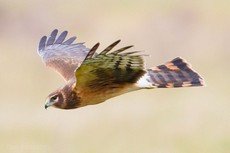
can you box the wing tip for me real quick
[54,30,68,44]
[38,36,47,52]
[52,29,58,34]
[38,29,78,52]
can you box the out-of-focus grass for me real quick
[0,0,229,153]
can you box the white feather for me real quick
[136,73,155,88]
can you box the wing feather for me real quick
[47,29,58,45]
[112,45,133,54]
[37,29,89,81]
[85,43,100,59]
[63,36,77,45]
[55,31,68,44]
[38,36,47,51]
[100,40,121,55]
[75,41,145,90]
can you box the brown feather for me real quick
[100,40,121,55]
[147,57,205,88]
[85,43,100,59]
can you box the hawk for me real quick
[37,29,205,109]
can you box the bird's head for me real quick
[45,91,64,109]
[44,83,80,109]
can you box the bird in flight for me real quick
[38,29,205,110]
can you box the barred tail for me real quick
[137,57,205,88]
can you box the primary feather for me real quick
[37,29,89,81]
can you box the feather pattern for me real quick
[85,43,100,60]
[75,41,145,92]
[100,40,121,54]
[37,29,89,81]
[112,45,133,54]
[143,57,205,88]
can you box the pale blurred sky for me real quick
[0,0,229,153]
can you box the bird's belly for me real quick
[81,84,138,106]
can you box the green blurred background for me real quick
[0,0,229,153]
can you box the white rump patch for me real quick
[136,73,154,88]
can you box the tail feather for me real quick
[138,57,205,88]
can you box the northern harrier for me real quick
[37,29,205,109]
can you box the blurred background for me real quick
[0,0,229,153]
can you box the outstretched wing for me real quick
[75,40,146,91]
[37,29,89,81]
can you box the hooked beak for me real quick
[44,103,49,109]
[44,100,55,109]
